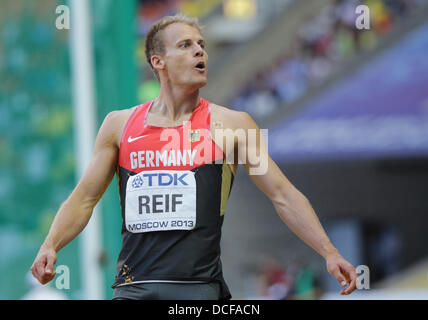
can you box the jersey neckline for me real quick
[143,98,204,129]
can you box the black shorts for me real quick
[112,282,221,300]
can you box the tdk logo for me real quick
[132,173,188,188]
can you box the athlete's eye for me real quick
[180,42,189,49]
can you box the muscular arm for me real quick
[229,111,357,295]
[31,111,121,284]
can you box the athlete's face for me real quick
[157,23,208,88]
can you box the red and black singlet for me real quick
[112,97,234,299]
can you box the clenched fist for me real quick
[31,245,58,285]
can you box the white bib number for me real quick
[125,170,196,233]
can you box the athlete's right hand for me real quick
[31,245,57,285]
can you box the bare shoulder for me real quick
[99,106,138,147]
[210,103,257,130]
[103,106,137,125]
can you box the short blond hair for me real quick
[145,14,203,81]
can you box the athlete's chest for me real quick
[123,130,219,171]
[119,103,226,172]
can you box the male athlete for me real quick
[31,14,357,300]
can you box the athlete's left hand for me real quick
[325,253,357,295]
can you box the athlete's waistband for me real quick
[113,279,208,288]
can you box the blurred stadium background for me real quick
[1,0,428,300]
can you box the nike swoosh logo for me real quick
[128,135,149,143]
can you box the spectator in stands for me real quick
[230,0,422,120]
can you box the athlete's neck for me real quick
[152,83,200,121]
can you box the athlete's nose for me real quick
[194,44,204,57]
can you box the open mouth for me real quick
[194,62,206,72]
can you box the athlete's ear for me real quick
[151,55,165,72]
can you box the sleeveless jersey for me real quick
[112,97,234,299]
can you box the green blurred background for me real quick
[0,0,141,299]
